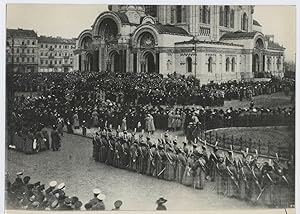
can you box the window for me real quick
[175,6,184,23]
[59,52,61,56]
[70,60,73,64]
[32,49,34,53]
[186,57,192,73]
[32,57,34,62]
[226,57,230,72]
[224,6,230,27]
[55,45,57,48]
[171,6,175,23]
[46,44,48,48]
[219,7,224,26]
[22,57,25,62]
[59,60,62,64]
[41,52,43,56]
[59,45,62,49]
[27,40,30,45]
[22,41,25,45]
[41,44,44,48]
[201,6,210,24]
[55,60,57,64]
[16,48,19,53]
[65,45,67,49]
[241,13,248,31]
[27,49,30,53]
[231,58,235,72]
[16,57,19,63]
[41,59,43,64]
[230,9,235,28]
[32,41,35,45]
[208,57,213,72]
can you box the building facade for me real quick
[6,28,76,73]
[74,5,285,83]
[38,36,76,72]
[7,29,39,73]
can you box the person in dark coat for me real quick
[51,125,61,151]
[156,197,167,210]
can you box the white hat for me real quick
[97,193,106,201]
[57,183,65,190]
[93,188,101,195]
[16,171,23,176]
[49,181,57,188]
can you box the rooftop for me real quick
[7,28,37,38]
[220,31,258,40]
[253,19,262,27]
[151,24,190,36]
[175,39,244,47]
[38,36,76,44]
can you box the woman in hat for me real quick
[182,154,194,187]
[145,113,155,134]
[175,148,187,184]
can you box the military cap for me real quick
[84,203,93,210]
[71,196,79,204]
[49,181,57,188]
[16,171,24,176]
[97,193,106,201]
[93,188,101,195]
[57,182,65,190]
[64,197,72,204]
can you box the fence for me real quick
[198,129,292,160]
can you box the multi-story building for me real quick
[38,36,76,72]
[6,28,39,73]
[6,28,76,73]
[75,5,285,83]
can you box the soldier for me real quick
[129,139,138,172]
[155,144,165,179]
[225,151,239,198]
[93,132,101,162]
[164,147,176,181]
[192,152,206,190]
[146,144,156,176]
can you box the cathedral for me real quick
[74,5,285,84]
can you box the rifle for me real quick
[227,166,239,189]
[157,167,166,177]
[251,169,262,191]
[241,167,250,189]
[164,150,174,166]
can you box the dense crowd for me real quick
[92,129,294,208]
[10,71,294,107]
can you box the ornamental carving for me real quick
[140,32,155,48]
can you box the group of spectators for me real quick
[10,71,294,107]
[92,128,295,208]
[6,172,129,210]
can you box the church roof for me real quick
[253,19,262,27]
[152,24,190,36]
[7,28,37,38]
[38,36,76,44]
[220,31,258,40]
[113,11,130,24]
[175,39,243,47]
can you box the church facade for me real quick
[74,5,285,84]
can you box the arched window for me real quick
[242,13,248,31]
[231,58,235,72]
[208,57,213,72]
[202,6,210,24]
[219,7,224,26]
[224,6,230,27]
[171,6,175,23]
[186,57,192,73]
[226,57,230,72]
[207,7,211,24]
[176,6,182,23]
[230,9,235,28]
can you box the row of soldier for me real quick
[92,129,294,208]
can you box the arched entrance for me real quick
[144,52,155,73]
[110,51,121,73]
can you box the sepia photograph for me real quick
[4,3,296,212]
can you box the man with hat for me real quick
[92,193,105,210]
[86,188,101,209]
[156,197,167,210]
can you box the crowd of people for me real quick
[91,129,294,208]
[10,71,294,107]
[6,171,168,210]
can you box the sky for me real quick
[6,4,296,62]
